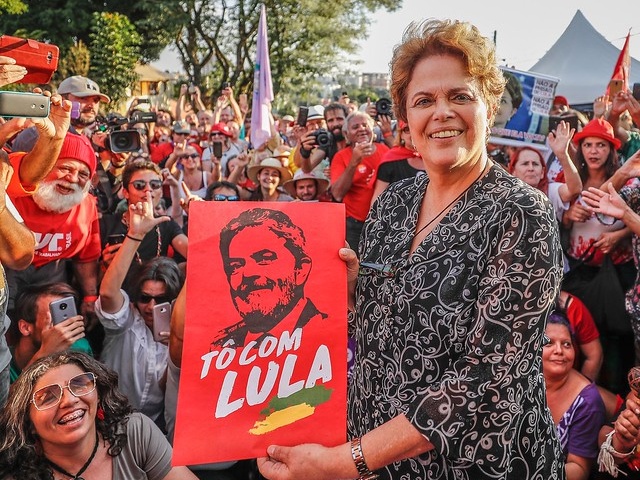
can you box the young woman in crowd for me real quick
[0,351,197,479]
[247,157,293,202]
[543,312,606,479]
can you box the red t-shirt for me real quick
[565,293,600,345]
[331,143,389,222]
[8,152,101,268]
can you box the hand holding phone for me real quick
[212,141,223,158]
[609,79,624,97]
[107,233,125,246]
[49,296,78,325]
[153,302,172,343]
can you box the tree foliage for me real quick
[89,12,141,108]
[0,0,27,15]
[54,40,90,84]
[166,0,400,103]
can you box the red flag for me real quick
[607,31,631,96]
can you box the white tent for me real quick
[530,10,640,107]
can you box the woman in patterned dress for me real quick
[258,19,564,480]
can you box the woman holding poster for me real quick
[258,18,564,480]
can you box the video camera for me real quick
[97,110,157,153]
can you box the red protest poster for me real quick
[173,201,348,465]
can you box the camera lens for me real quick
[375,98,392,117]
[109,130,142,153]
[60,303,67,310]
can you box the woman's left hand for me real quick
[128,191,170,238]
[257,444,337,480]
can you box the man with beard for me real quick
[10,75,110,152]
[213,208,326,347]
[6,133,100,320]
[298,102,349,175]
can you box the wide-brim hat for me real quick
[572,118,621,150]
[58,75,110,103]
[282,170,329,198]
[247,157,293,183]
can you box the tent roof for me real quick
[530,10,640,106]
[135,63,173,82]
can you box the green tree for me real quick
[0,0,27,15]
[168,0,400,103]
[89,12,140,108]
[54,40,90,84]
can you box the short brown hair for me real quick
[390,19,505,124]
[121,159,161,189]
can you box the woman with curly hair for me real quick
[0,351,196,480]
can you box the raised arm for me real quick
[548,120,582,202]
[99,191,170,313]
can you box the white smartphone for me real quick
[49,296,78,325]
[152,302,172,342]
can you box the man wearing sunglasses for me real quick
[99,159,188,272]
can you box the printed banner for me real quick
[173,201,348,465]
[490,67,560,148]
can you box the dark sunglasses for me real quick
[178,153,199,160]
[138,293,172,304]
[131,179,163,191]
[213,194,239,201]
[174,132,189,136]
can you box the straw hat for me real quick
[282,170,329,198]
[247,157,293,183]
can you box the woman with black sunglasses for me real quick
[0,351,198,480]
[95,191,184,425]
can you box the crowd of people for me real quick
[1,16,640,480]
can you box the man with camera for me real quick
[298,103,349,176]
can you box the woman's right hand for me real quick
[101,243,121,270]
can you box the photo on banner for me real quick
[173,201,348,466]
[490,67,559,149]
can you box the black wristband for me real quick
[299,146,312,159]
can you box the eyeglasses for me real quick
[131,179,163,191]
[210,132,224,137]
[138,293,172,304]
[174,132,189,136]
[31,372,97,411]
[178,153,199,160]
[213,194,239,201]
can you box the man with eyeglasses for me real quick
[99,160,188,273]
